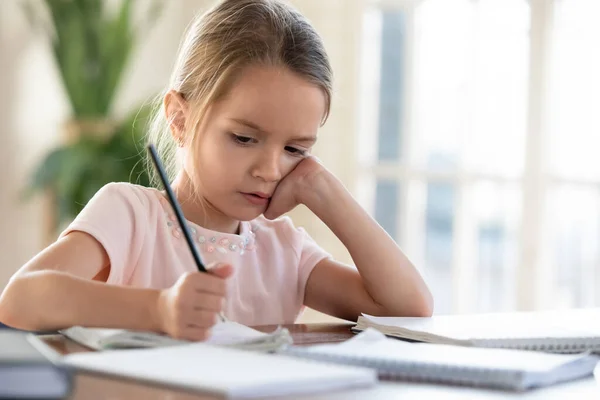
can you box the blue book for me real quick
[0,331,72,399]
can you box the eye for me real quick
[231,134,256,145]
[285,146,307,156]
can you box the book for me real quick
[353,309,600,353]
[285,328,600,391]
[1,330,72,399]
[60,320,292,352]
[61,339,377,399]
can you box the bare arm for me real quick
[0,232,161,332]
[304,172,434,321]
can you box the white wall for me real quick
[0,0,362,322]
[0,0,63,289]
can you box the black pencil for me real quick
[147,144,207,273]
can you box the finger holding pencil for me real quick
[148,144,229,340]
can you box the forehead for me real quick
[212,65,327,138]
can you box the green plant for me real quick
[22,0,163,232]
[26,105,153,227]
[23,0,163,118]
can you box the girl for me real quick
[0,0,432,340]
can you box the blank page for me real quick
[63,342,376,398]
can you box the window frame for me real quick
[359,0,581,313]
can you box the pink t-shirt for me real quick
[60,182,331,325]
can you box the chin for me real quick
[224,206,265,222]
[206,195,264,222]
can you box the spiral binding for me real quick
[475,337,600,353]
[283,347,526,391]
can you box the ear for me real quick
[164,90,189,146]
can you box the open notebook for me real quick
[353,308,600,353]
[62,340,377,399]
[285,328,600,391]
[60,320,292,352]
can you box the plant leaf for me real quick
[23,146,69,199]
[100,0,133,113]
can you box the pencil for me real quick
[147,144,207,272]
[147,144,227,322]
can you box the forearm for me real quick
[306,173,433,316]
[0,270,161,332]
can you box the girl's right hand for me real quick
[156,263,233,341]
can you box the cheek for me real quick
[194,138,249,185]
[280,156,303,177]
[193,132,231,169]
[186,136,224,186]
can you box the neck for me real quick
[170,171,240,234]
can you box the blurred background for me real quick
[0,0,599,322]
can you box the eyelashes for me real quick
[230,133,307,156]
[284,145,306,156]
[231,134,255,145]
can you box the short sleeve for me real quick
[296,226,332,296]
[59,183,148,284]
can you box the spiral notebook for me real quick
[353,308,600,353]
[285,328,600,391]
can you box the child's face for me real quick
[189,65,327,221]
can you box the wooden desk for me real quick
[41,323,600,400]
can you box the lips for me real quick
[241,192,271,206]
[249,192,271,199]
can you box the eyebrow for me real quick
[230,118,317,144]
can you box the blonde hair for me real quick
[146,0,333,187]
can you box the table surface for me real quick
[40,323,600,400]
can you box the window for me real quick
[358,0,600,314]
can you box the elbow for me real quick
[405,290,434,317]
[0,304,24,330]
[413,300,434,317]
[0,276,42,331]
[403,302,433,318]
[376,290,434,318]
[0,295,23,330]
[415,288,434,317]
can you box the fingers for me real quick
[172,326,212,342]
[263,199,285,220]
[187,309,220,328]
[168,306,221,341]
[173,308,220,329]
[162,266,234,341]
[189,292,225,312]
[208,263,235,279]
[179,269,230,296]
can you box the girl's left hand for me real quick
[263,155,326,220]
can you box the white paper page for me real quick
[205,321,269,345]
[60,327,129,349]
[62,321,276,350]
[306,329,590,372]
[362,308,600,341]
[63,342,377,398]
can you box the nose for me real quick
[251,150,282,182]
